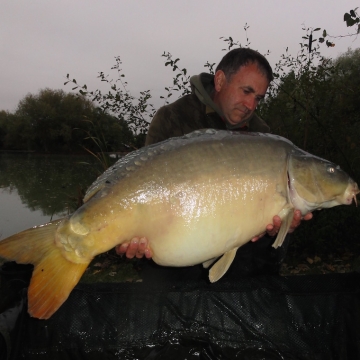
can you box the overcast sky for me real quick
[1,1,359,114]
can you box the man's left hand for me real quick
[251,210,313,242]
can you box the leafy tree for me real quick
[0,88,135,153]
[318,8,359,47]
[1,111,34,151]
[323,48,360,176]
[14,89,95,152]
[0,111,9,148]
[65,57,155,136]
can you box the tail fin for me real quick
[0,220,90,319]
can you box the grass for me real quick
[80,250,142,284]
[280,245,360,275]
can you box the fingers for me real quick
[251,232,265,242]
[115,237,152,259]
[288,210,313,233]
[115,242,129,255]
[265,216,281,237]
[284,210,313,234]
[264,210,313,237]
[252,216,280,241]
[303,212,313,221]
[137,237,153,259]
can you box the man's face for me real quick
[213,62,269,126]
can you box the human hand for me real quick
[251,210,313,242]
[115,237,153,259]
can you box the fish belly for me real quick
[143,178,288,267]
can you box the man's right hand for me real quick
[115,237,153,259]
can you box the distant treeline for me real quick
[0,89,144,154]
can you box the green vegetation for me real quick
[81,250,141,284]
[0,89,138,153]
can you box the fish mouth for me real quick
[353,183,359,206]
[347,181,359,206]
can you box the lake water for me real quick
[0,153,104,239]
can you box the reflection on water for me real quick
[0,153,103,239]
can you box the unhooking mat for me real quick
[0,263,360,359]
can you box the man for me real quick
[116,48,312,273]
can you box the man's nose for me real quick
[244,96,257,111]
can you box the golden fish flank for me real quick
[0,129,358,319]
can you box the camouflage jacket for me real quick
[145,73,270,146]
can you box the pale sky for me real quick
[1,1,359,114]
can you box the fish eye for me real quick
[327,166,335,174]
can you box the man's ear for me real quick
[214,70,226,92]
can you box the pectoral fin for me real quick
[272,210,293,248]
[208,248,238,283]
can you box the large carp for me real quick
[0,129,358,319]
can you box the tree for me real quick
[65,57,155,136]
[0,88,135,152]
[0,111,9,148]
[318,8,359,47]
[14,89,95,152]
[1,110,34,151]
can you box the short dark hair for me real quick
[215,48,273,83]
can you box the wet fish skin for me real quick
[0,129,358,319]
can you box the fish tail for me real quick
[0,219,89,319]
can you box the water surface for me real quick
[0,153,102,239]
